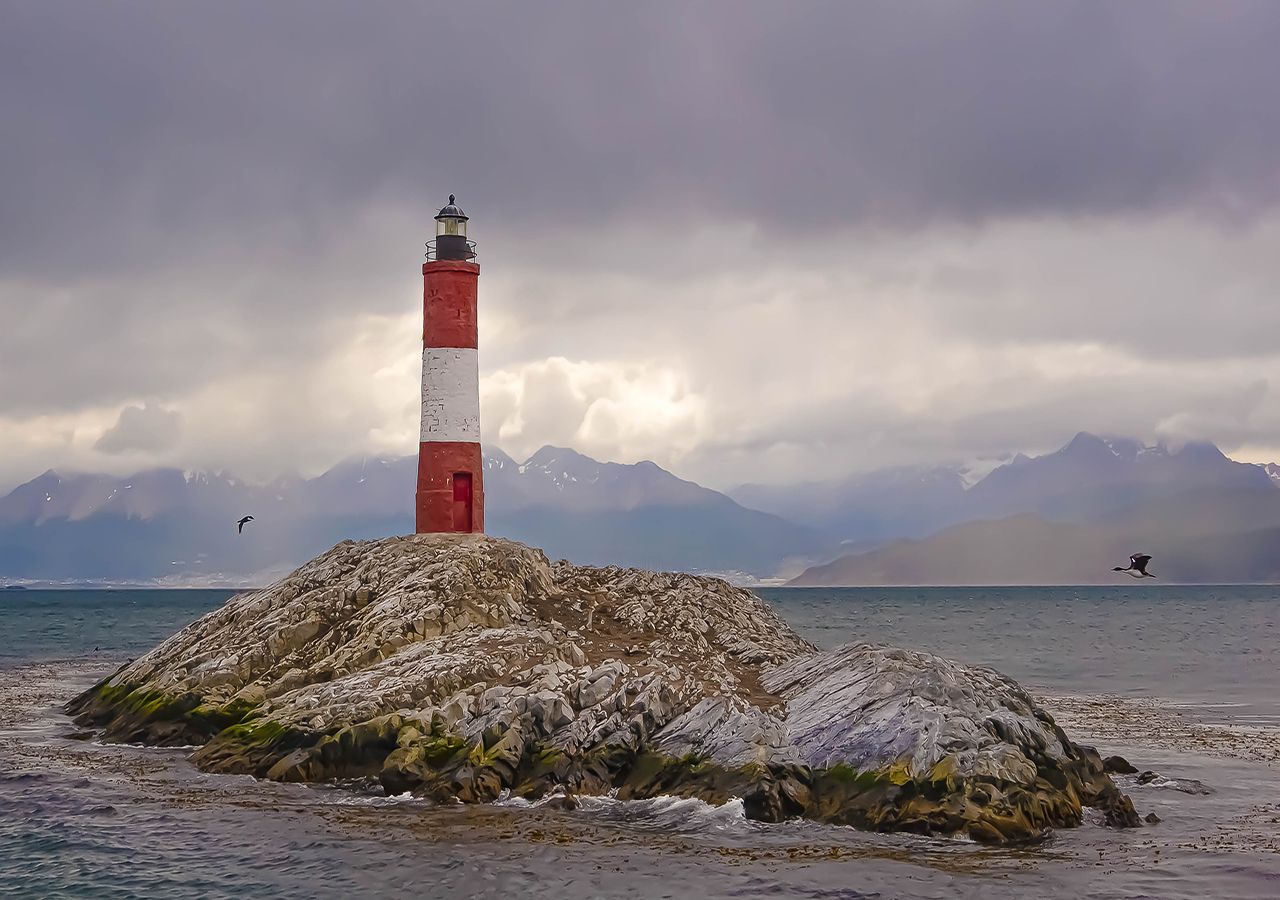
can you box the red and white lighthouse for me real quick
[416,195,484,534]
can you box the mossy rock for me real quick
[801,763,1093,843]
[189,697,263,733]
[66,675,267,748]
[192,718,321,778]
[379,721,471,795]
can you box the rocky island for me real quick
[68,534,1138,843]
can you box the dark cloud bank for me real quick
[2,2,1280,487]
[5,1,1279,270]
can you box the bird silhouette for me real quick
[1113,553,1155,578]
[237,515,254,534]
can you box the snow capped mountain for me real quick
[967,432,1269,519]
[788,433,1280,585]
[955,454,1013,489]
[0,468,202,525]
[4,433,1273,585]
[518,446,595,484]
[501,446,717,511]
[733,432,1277,545]
[483,447,518,474]
[0,447,819,582]
[1264,463,1280,487]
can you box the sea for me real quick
[1,585,1277,899]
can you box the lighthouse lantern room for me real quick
[433,194,474,260]
[416,194,483,533]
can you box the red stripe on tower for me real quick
[416,195,484,534]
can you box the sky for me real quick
[3,1,1280,492]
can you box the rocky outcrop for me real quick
[764,644,1138,836]
[1104,754,1138,775]
[68,534,1138,842]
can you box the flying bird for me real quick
[237,515,254,534]
[1113,553,1155,578]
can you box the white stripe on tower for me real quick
[420,347,480,442]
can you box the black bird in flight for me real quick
[237,515,254,534]
[1113,553,1155,578]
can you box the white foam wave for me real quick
[576,793,749,833]
[492,790,532,808]
[491,788,752,833]
[312,789,430,808]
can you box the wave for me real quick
[574,793,750,833]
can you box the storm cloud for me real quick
[3,2,1280,489]
[94,401,183,454]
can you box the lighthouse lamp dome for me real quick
[432,194,475,260]
[435,194,468,237]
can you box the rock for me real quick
[577,673,615,709]
[1103,754,1138,775]
[764,643,1141,840]
[1093,783,1142,828]
[66,533,1137,845]
[1135,771,1213,794]
[1145,812,1161,824]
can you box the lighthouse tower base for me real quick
[416,442,484,533]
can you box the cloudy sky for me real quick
[3,1,1280,491]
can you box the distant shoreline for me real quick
[1,584,259,592]
[4,581,1279,592]
[771,581,1280,589]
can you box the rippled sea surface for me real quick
[2,585,1278,899]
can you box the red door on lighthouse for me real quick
[452,473,473,532]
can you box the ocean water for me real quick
[2,585,1278,899]
[758,585,1280,724]
[0,589,236,666]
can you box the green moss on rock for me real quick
[67,681,216,746]
[192,717,321,779]
[189,697,262,733]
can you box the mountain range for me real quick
[0,446,819,584]
[2,432,1278,586]
[783,433,1280,585]
[731,433,1277,546]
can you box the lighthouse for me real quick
[416,195,483,534]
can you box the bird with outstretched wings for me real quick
[237,515,254,534]
[1113,553,1154,578]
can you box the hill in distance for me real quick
[734,431,1276,547]
[5,431,1277,587]
[0,446,821,585]
[788,433,1280,586]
